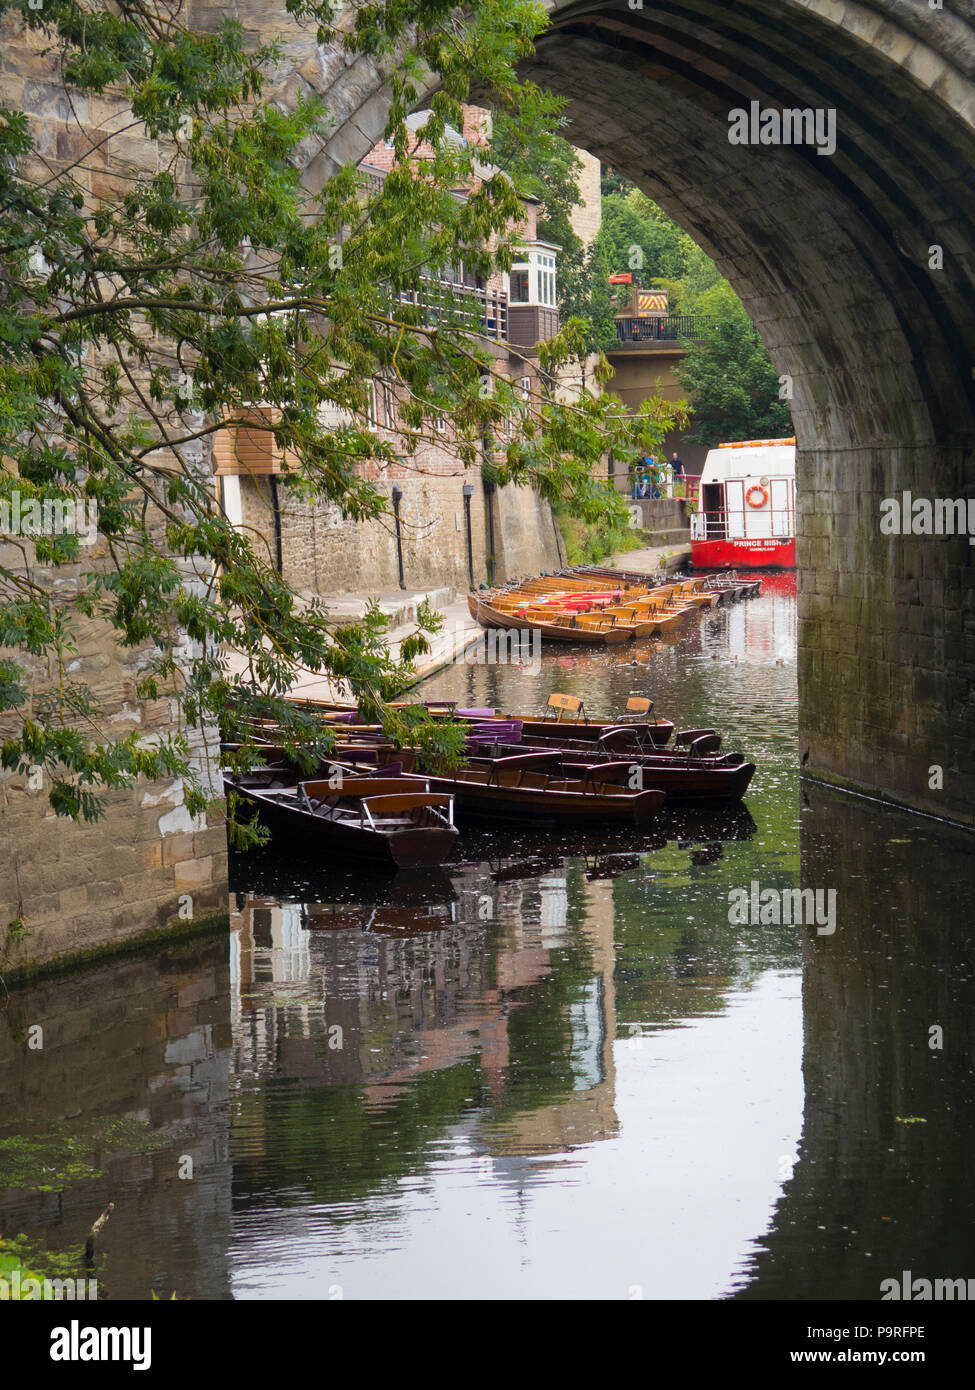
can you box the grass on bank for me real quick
[553,500,655,566]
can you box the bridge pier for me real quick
[800,443,975,825]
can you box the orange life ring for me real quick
[745,485,768,508]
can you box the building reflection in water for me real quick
[225,801,792,1298]
[228,853,623,1161]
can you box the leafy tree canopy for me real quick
[675,281,793,446]
[0,0,683,825]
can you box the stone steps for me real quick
[312,585,457,631]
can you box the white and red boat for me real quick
[690,437,796,569]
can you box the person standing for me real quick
[671,451,684,478]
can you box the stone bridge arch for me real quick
[280,0,975,825]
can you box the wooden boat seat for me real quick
[684,733,722,757]
[596,727,641,751]
[544,693,585,722]
[301,777,411,799]
[579,761,635,788]
[359,793,452,814]
[486,752,563,786]
[626,696,654,716]
[674,728,719,747]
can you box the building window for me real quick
[536,254,556,307]
[220,473,243,528]
[510,250,557,307]
[510,266,530,303]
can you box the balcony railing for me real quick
[615,471,701,502]
[397,277,509,343]
[613,315,711,346]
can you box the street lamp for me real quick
[462,483,475,589]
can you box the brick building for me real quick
[212,107,566,595]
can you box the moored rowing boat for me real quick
[457,741,755,802]
[225,770,459,867]
[476,596,632,643]
[387,752,667,823]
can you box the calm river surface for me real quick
[3,575,974,1300]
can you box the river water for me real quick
[2,576,974,1300]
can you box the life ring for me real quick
[745,485,768,508]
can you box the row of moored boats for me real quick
[225,693,757,869]
[470,566,761,644]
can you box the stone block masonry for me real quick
[798,443,975,826]
[237,469,562,593]
[0,592,229,977]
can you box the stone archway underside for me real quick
[300,0,975,824]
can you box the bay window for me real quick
[509,244,558,308]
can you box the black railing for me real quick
[613,314,711,345]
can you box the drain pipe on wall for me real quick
[481,434,496,586]
[462,482,475,589]
[269,475,284,574]
[483,477,496,587]
[392,483,406,590]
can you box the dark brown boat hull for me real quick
[464,745,755,802]
[226,779,458,868]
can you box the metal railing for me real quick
[613,315,711,345]
[397,277,509,342]
[690,508,795,539]
[619,471,701,501]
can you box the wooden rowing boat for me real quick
[492,693,675,746]
[393,752,666,823]
[458,741,755,802]
[476,597,632,643]
[225,770,459,868]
